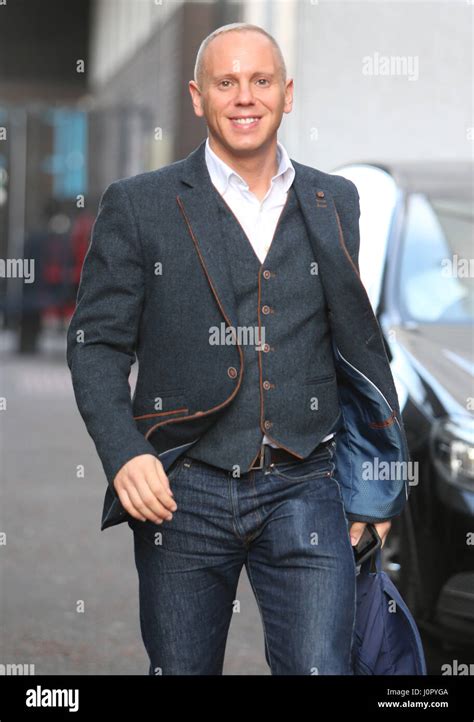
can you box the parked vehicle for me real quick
[332,161,474,650]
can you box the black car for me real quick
[332,161,474,652]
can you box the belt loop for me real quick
[263,444,272,468]
[256,443,265,470]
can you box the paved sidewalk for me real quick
[1,333,466,675]
[0,340,268,675]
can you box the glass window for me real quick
[398,193,474,323]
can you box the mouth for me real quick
[228,116,261,130]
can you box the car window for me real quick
[330,165,398,312]
[398,193,474,323]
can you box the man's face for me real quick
[189,31,293,156]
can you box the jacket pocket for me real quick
[304,372,336,384]
[133,391,188,421]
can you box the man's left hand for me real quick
[349,520,391,548]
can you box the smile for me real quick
[229,117,261,129]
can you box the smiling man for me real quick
[67,22,409,675]
[188,26,291,203]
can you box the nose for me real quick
[234,81,255,105]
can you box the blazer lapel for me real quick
[292,163,376,324]
[291,165,341,262]
[177,140,240,331]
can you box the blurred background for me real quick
[0,0,472,675]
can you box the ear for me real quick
[283,78,294,115]
[188,80,205,118]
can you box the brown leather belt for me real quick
[184,437,335,476]
[249,444,308,471]
[249,435,336,471]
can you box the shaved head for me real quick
[194,22,287,89]
[188,22,293,163]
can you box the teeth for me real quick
[233,117,258,124]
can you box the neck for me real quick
[208,134,279,200]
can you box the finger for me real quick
[146,464,178,513]
[146,481,178,514]
[138,480,177,520]
[374,521,391,548]
[349,522,366,546]
[127,484,172,524]
[119,488,147,522]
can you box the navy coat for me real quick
[353,548,427,675]
[66,139,411,531]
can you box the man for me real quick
[67,23,409,675]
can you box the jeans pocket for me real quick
[165,456,184,483]
[271,447,334,482]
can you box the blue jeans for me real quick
[127,436,357,675]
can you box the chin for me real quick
[227,136,269,153]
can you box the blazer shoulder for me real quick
[292,158,358,201]
[107,157,185,197]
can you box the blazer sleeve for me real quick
[335,179,409,525]
[66,180,158,493]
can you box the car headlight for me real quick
[430,415,474,492]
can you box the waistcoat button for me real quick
[227,366,238,379]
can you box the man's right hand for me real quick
[113,454,178,523]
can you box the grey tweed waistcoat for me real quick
[185,183,342,473]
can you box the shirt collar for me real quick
[205,136,295,196]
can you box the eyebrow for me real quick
[212,72,275,81]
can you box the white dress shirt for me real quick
[204,137,334,448]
